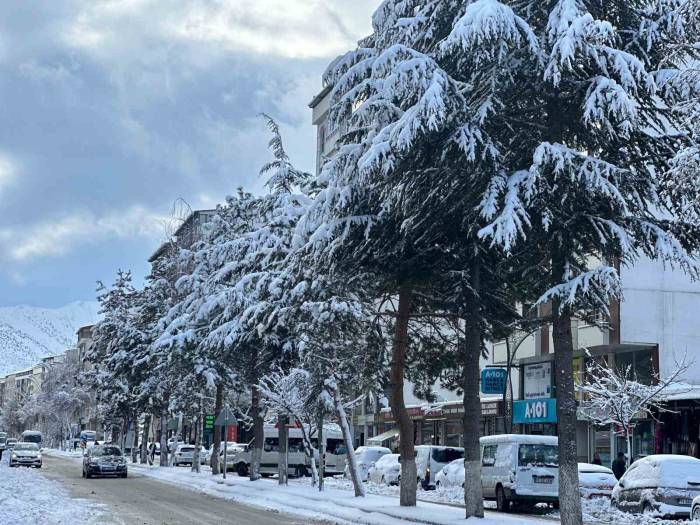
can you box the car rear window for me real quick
[432,448,464,463]
[518,444,558,467]
[180,447,195,452]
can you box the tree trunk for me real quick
[192,408,203,473]
[250,381,264,481]
[317,412,324,490]
[279,414,289,485]
[131,414,139,463]
[463,258,485,518]
[390,283,417,506]
[211,383,223,475]
[140,414,151,464]
[159,405,169,467]
[552,298,583,525]
[297,419,319,486]
[328,382,365,497]
[121,416,130,453]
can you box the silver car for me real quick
[9,442,42,468]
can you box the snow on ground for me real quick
[124,461,552,525]
[0,454,104,524]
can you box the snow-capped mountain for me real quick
[0,301,100,376]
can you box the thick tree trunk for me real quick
[250,382,264,481]
[121,416,129,453]
[390,284,417,507]
[131,414,139,463]
[211,383,223,475]
[279,414,289,485]
[552,299,583,525]
[329,382,365,497]
[140,414,151,464]
[192,408,203,473]
[159,406,169,467]
[463,259,485,518]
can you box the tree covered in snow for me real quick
[578,355,691,466]
[447,3,700,523]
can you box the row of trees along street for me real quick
[83,2,700,525]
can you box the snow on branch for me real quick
[578,353,692,435]
[536,265,622,316]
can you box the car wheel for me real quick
[496,486,510,513]
[692,504,700,521]
[236,463,248,477]
[381,475,386,485]
[82,468,85,478]
[86,470,92,479]
[642,502,654,515]
[436,480,441,489]
[295,465,309,478]
[121,473,128,479]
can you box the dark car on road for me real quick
[82,445,128,479]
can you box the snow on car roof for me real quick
[578,463,613,474]
[624,454,700,489]
[480,434,558,446]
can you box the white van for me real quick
[415,445,464,489]
[480,434,559,511]
[21,430,43,448]
[231,424,347,478]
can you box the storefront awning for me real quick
[367,429,399,444]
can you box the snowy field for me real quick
[0,454,104,524]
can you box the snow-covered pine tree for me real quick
[474,2,700,524]
[303,0,529,512]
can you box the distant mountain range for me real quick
[0,301,100,376]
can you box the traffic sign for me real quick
[214,406,238,426]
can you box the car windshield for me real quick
[92,446,122,456]
[14,443,39,451]
[518,444,558,467]
[432,448,464,463]
[22,434,41,443]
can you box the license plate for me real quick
[679,498,692,505]
[534,476,553,484]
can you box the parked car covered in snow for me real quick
[481,434,559,512]
[6,438,18,450]
[611,454,700,519]
[345,446,391,482]
[578,463,617,499]
[415,445,464,489]
[368,453,401,485]
[435,458,465,489]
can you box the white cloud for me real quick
[61,0,376,61]
[0,153,17,197]
[0,206,167,262]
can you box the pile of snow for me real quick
[0,301,99,376]
[578,497,700,525]
[0,455,104,524]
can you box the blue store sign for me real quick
[513,398,557,424]
[481,368,508,395]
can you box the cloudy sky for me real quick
[0,0,377,308]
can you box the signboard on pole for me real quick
[214,407,238,427]
[523,362,552,399]
[204,414,214,431]
[481,368,508,395]
[513,398,557,424]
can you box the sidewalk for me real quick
[127,462,553,525]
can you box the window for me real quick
[482,445,497,467]
[288,438,305,453]
[518,444,558,467]
[264,438,279,452]
[432,448,463,463]
[326,439,346,455]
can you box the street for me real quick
[38,455,322,525]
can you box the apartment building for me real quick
[148,209,217,263]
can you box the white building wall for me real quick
[621,257,700,384]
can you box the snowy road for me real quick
[37,454,324,525]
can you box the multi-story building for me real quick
[148,209,217,263]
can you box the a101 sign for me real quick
[513,398,557,424]
[481,368,507,395]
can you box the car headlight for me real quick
[37,454,42,460]
[11,454,17,460]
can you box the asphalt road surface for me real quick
[41,455,326,525]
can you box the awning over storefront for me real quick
[367,429,399,444]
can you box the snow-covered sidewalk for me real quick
[127,461,551,525]
[0,455,104,524]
